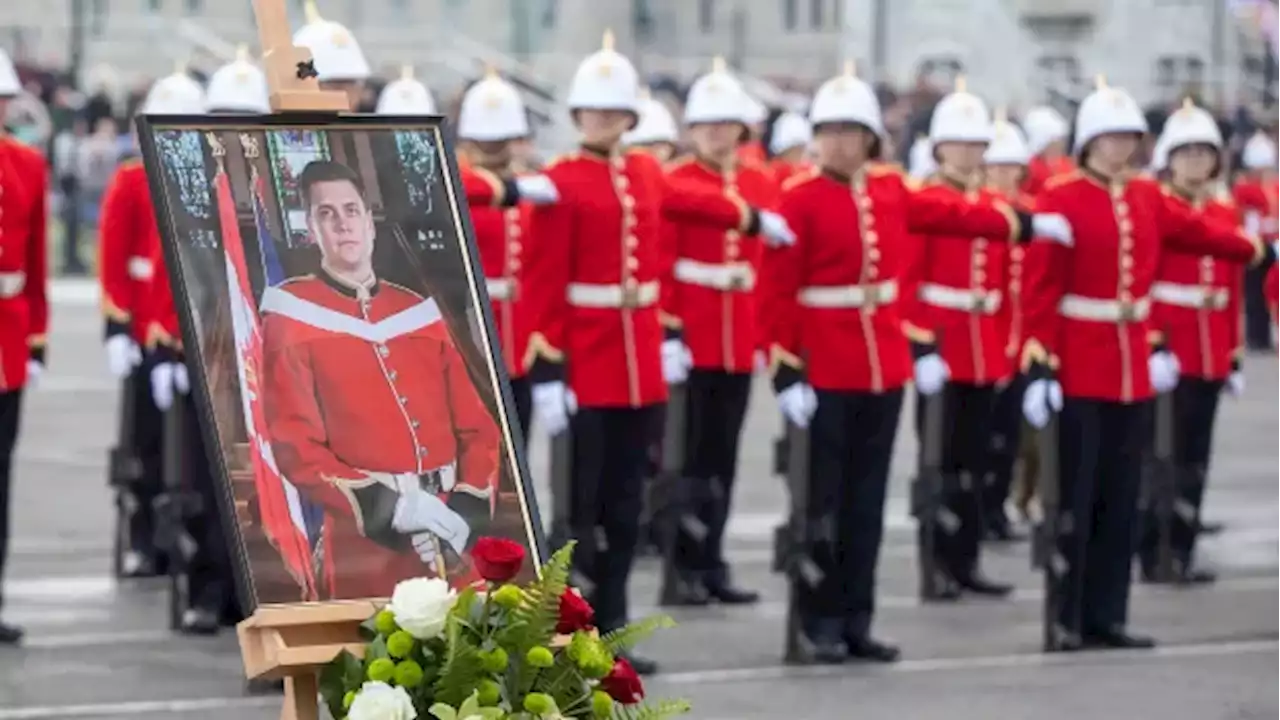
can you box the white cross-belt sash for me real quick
[260,286,443,343]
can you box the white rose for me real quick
[347,681,417,720]
[387,577,456,640]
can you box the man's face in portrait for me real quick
[307,178,376,276]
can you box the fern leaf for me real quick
[600,615,676,655]
[615,699,693,720]
[512,541,575,649]
[432,612,487,707]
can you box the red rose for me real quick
[471,537,526,583]
[556,590,595,634]
[600,657,644,705]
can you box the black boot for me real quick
[662,573,710,607]
[1083,626,1156,650]
[956,571,1014,598]
[0,620,24,646]
[704,569,760,605]
[802,618,848,665]
[179,606,221,636]
[844,633,900,663]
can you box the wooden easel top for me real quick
[252,0,349,112]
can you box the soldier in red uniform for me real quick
[1233,132,1278,352]
[1021,106,1074,197]
[981,116,1035,541]
[1019,79,1270,652]
[900,81,1017,599]
[98,71,206,578]
[0,48,49,645]
[452,70,538,447]
[759,67,1062,663]
[765,111,813,187]
[257,160,501,600]
[623,91,680,163]
[660,60,785,606]
[521,33,795,675]
[1137,101,1245,585]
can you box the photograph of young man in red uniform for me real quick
[260,159,502,601]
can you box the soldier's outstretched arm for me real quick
[1157,185,1271,266]
[899,170,1027,243]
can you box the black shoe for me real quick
[921,569,963,602]
[956,573,1014,598]
[620,652,658,676]
[1196,520,1225,537]
[179,607,221,636]
[1045,629,1084,653]
[660,576,710,607]
[0,621,24,646]
[985,519,1026,543]
[845,635,900,663]
[1176,567,1217,585]
[1083,628,1156,650]
[705,582,760,605]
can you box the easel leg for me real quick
[280,672,319,720]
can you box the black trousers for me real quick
[509,375,532,454]
[1138,378,1223,570]
[176,397,236,616]
[1054,398,1148,635]
[986,375,1027,526]
[803,389,903,638]
[125,358,166,556]
[569,405,659,632]
[1245,259,1275,351]
[672,370,752,584]
[0,390,23,608]
[915,383,996,578]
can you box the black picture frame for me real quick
[135,112,546,615]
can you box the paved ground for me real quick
[1,281,1276,719]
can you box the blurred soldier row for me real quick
[0,6,1274,688]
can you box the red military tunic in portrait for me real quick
[662,158,778,373]
[0,136,49,392]
[759,164,1020,393]
[522,147,756,408]
[1149,190,1244,381]
[1020,171,1262,403]
[466,168,533,380]
[99,160,162,343]
[900,175,1015,385]
[260,272,500,599]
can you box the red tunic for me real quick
[522,147,755,408]
[98,161,162,344]
[1266,263,1279,323]
[769,159,812,188]
[0,137,49,392]
[737,141,767,170]
[759,165,1020,393]
[260,273,500,599]
[662,158,778,373]
[900,176,1015,385]
[1020,172,1261,403]
[1149,191,1244,381]
[466,167,532,380]
[1232,176,1278,241]
[1023,155,1075,198]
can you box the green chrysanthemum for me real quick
[367,657,396,683]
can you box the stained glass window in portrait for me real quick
[154,130,218,249]
[266,129,331,248]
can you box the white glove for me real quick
[758,210,796,248]
[1031,212,1074,247]
[1244,211,1261,236]
[1022,378,1064,429]
[777,382,818,429]
[1226,370,1245,397]
[410,532,440,566]
[532,381,576,436]
[25,360,43,389]
[754,350,767,374]
[1149,350,1180,394]
[105,335,142,379]
[913,353,949,396]
[173,363,190,394]
[515,174,559,205]
[151,362,177,411]
[391,483,472,556]
[661,339,692,384]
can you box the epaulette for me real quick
[381,279,425,300]
[781,168,821,192]
[543,152,580,170]
[1042,171,1083,191]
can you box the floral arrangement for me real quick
[320,537,691,720]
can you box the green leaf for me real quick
[509,542,575,695]
[600,616,676,656]
[359,614,380,640]
[367,635,391,662]
[318,650,357,720]
[613,698,693,720]
[433,612,488,707]
[428,702,459,720]
[340,650,364,690]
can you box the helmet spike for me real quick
[994,105,1008,123]
[843,59,857,77]
[303,0,322,23]
[1181,96,1195,110]
[602,28,615,51]
[712,55,726,73]
[483,63,499,79]
[955,74,967,93]
[173,58,187,75]
[235,44,249,63]
[1095,73,1108,90]
[401,64,414,81]
[639,86,652,100]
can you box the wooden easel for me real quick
[236,2,363,718]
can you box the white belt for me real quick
[486,278,514,301]
[673,258,756,292]
[0,271,26,299]
[1150,282,1231,311]
[567,280,659,309]
[1059,294,1151,323]
[797,280,898,309]
[920,283,1002,314]
[127,256,154,281]
[375,462,461,493]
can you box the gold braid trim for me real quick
[728,194,753,233]
[145,322,181,351]
[27,334,47,349]
[992,199,1021,243]
[768,343,805,376]
[472,167,506,207]
[1147,330,1165,347]
[659,311,683,330]
[901,321,936,344]
[521,331,564,371]
[1019,338,1050,374]
[102,295,131,324]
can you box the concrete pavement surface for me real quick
[0,281,1276,719]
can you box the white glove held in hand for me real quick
[913,353,949,396]
[1031,212,1074,247]
[392,485,471,556]
[1226,370,1245,397]
[1149,351,1180,394]
[105,335,142,379]
[758,210,797,248]
[25,360,43,389]
[173,363,190,394]
[1022,378,1063,429]
[151,362,177,411]
[661,339,693,384]
[515,174,559,205]
[532,381,576,436]
[777,383,818,429]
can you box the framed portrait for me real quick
[135,114,545,613]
